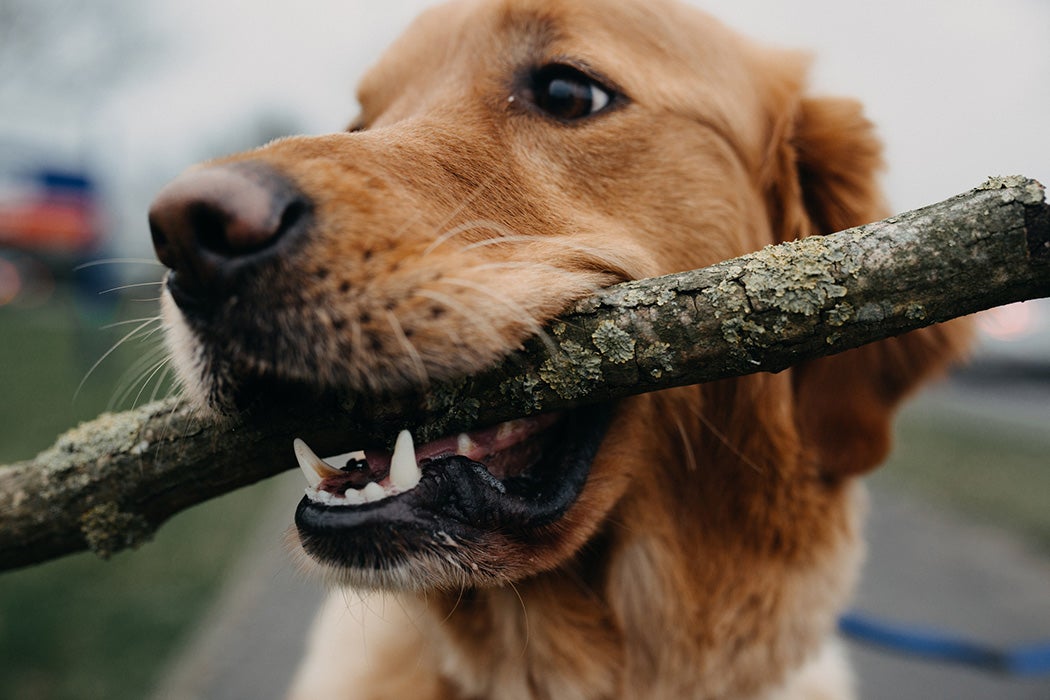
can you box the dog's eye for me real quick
[526,64,615,121]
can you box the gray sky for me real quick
[3,0,1048,256]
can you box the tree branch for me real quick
[1,176,1047,572]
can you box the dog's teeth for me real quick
[294,438,343,487]
[361,481,387,503]
[342,488,366,505]
[389,429,422,491]
[456,432,476,455]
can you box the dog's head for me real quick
[150,0,968,590]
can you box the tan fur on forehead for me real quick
[152,0,972,697]
[364,0,794,166]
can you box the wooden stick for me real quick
[1,176,1046,572]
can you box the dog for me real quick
[148,0,971,697]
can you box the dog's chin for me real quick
[293,406,613,590]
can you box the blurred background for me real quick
[0,1,1047,698]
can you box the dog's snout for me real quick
[149,161,310,302]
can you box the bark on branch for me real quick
[1,176,1048,572]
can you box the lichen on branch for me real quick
[0,176,1047,572]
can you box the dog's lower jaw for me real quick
[367,485,866,700]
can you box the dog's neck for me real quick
[427,572,620,699]
[419,496,862,699]
[422,538,622,700]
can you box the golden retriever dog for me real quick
[148,0,971,697]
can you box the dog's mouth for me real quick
[293,405,611,582]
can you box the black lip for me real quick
[294,406,612,570]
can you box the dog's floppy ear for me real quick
[765,93,971,477]
[765,95,887,243]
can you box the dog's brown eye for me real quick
[526,64,614,121]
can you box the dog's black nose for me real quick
[149,161,310,304]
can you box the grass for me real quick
[0,284,278,700]
[0,484,276,700]
[0,278,172,462]
[875,389,1050,552]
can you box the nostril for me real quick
[192,184,307,258]
[277,198,308,241]
[149,214,175,269]
[208,194,309,257]
[189,201,235,257]
[148,161,311,301]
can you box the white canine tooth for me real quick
[296,438,344,486]
[389,429,422,491]
[361,482,387,502]
[294,438,343,487]
[295,439,322,488]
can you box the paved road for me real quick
[151,435,1050,700]
[851,485,1050,699]
[149,472,323,700]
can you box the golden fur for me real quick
[152,0,971,697]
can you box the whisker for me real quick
[418,175,499,255]
[460,236,636,282]
[132,356,174,409]
[101,316,164,330]
[458,261,607,312]
[384,171,496,254]
[460,234,536,252]
[109,344,169,410]
[438,277,563,361]
[466,260,572,274]
[385,310,429,388]
[148,362,175,404]
[391,593,427,635]
[689,406,766,475]
[74,258,164,270]
[139,322,168,343]
[461,260,606,297]
[416,289,506,350]
[152,388,188,465]
[75,317,162,402]
[423,218,515,257]
[672,413,699,472]
[98,281,164,296]
[360,590,387,623]
[440,584,467,624]
[508,581,531,658]
[112,354,166,411]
